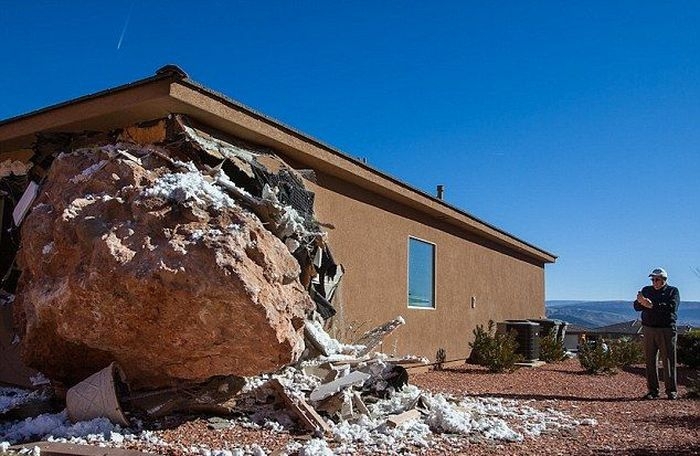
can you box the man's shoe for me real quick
[667,392,678,400]
[642,392,659,400]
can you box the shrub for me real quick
[578,338,617,374]
[610,337,644,367]
[578,337,643,374]
[539,328,567,363]
[678,330,700,368]
[468,320,523,373]
[686,371,700,399]
[488,330,523,373]
[468,321,493,366]
[434,348,446,371]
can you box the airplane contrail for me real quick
[117,2,135,50]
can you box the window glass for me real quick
[408,237,435,308]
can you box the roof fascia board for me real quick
[169,81,556,263]
[0,75,176,149]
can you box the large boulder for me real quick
[15,145,315,389]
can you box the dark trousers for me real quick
[642,326,677,395]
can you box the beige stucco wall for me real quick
[307,172,546,362]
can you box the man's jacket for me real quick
[634,285,680,328]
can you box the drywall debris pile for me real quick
[0,322,591,455]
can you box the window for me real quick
[408,237,435,308]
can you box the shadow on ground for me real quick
[622,365,696,387]
[466,392,636,402]
[638,412,700,430]
[593,444,700,455]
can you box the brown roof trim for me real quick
[171,78,557,263]
[0,65,556,263]
[0,65,187,129]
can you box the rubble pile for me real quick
[0,322,593,455]
[3,115,343,389]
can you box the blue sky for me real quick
[1,1,699,300]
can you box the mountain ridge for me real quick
[545,300,700,329]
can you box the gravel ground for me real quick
[5,359,697,456]
[107,358,698,456]
[411,358,700,455]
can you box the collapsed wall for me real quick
[5,115,341,389]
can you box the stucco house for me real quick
[0,65,556,365]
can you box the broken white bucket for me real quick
[66,362,130,426]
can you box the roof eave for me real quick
[0,66,185,152]
[168,78,557,264]
[0,66,557,264]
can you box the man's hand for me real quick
[636,292,652,308]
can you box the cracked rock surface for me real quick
[15,146,314,389]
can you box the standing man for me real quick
[634,267,680,400]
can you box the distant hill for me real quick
[545,300,700,329]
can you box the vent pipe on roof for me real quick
[436,184,444,200]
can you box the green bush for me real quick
[434,348,446,371]
[539,328,567,363]
[686,371,700,399]
[578,339,617,374]
[610,337,644,367]
[468,320,523,373]
[678,330,700,368]
[489,330,524,373]
[468,322,493,366]
[578,337,644,374]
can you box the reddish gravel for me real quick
[115,358,698,455]
[412,358,700,455]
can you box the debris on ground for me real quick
[0,329,593,455]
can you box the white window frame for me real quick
[407,236,436,310]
